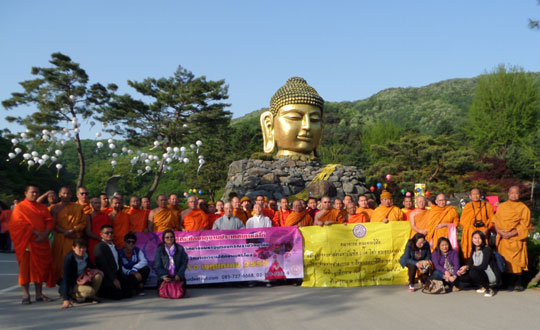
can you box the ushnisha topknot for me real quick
[269,77,324,116]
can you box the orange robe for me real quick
[80,202,93,215]
[493,200,531,273]
[402,208,416,221]
[234,209,249,224]
[112,210,132,249]
[347,214,367,223]
[88,211,111,263]
[0,209,11,233]
[128,207,148,232]
[409,209,429,238]
[371,205,405,222]
[426,206,459,251]
[356,207,373,222]
[10,199,55,287]
[183,209,209,231]
[460,201,494,259]
[262,208,275,221]
[51,202,86,281]
[285,210,313,227]
[315,209,345,224]
[273,209,292,227]
[153,208,179,232]
[207,213,220,228]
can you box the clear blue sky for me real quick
[1,0,540,139]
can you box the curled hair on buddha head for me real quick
[471,230,487,250]
[269,77,324,116]
[161,229,176,245]
[408,233,426,251]
[435,237,453,253]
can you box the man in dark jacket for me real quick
[93,225,133,299]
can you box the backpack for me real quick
[492,251,507,273]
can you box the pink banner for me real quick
[136,227,304,285]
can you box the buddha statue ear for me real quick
[260,111,275,154]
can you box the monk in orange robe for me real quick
[181,196,209,231]
[110,196,132,249]
[149,194,179,232]
[334,198,348,220]
[409,195,429,238]
[401,196,416,221]
[241,196,254,218]
[254,195,275,220]
[460,189,494,260]
[272,197,292,227]
[168,193,181,219]
[10,185,56,303]
[285,200,314,227]
[346,204,367,223]
[425,194,459,251]
[314,196,345,225]
[493,186,531,290]
[50,187,86,281]
[371,191,405,223]
[141,196,151,211]
[356,195,373,221]
[85,197,111,263]
[76,186,93,215]
[231,196,249,224]
[99,193,112,214]
[128,196,148,232]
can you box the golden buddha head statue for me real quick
[260,77,324,159]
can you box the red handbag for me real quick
[159,280,185,299]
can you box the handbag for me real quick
[159,280,185,299]
[77,268,104,285]
[422,279,446,294]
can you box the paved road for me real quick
[0,252,538,330]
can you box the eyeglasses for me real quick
[102,231,113,235]
[164,236,174,239]
[125,240,136,244]
[79,192,89,195]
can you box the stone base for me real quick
[221,159,369,201]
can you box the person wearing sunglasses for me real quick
[154,229,188,297]
[118,233,149,295]
[94,225,133,299]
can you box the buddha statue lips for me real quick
[261,77,324,159]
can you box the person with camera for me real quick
[459,189,494,262]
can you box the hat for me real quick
[380,190,392,199]
[240,196,251,203]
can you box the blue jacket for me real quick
[399,241,431,268]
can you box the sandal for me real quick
[21,297,31,305]
[36,295,53,302]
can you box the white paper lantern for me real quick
[183,158,189,164]
[51,156,57,162]
[196,140,202,147]
[145,166,151,172]
[107,138,113,144]
[41,154,50,160]
[96,132,102,138]
[8,152,16,159]
[55,150,62,156]
[11,138,18,145]
[28,160,35,166]
[112,153,118,158]
[109,144,115,149]
[14,148,22,154]
[180,147,186,152]
[96,142,104,148]
[111,160,117,167]
[173,147,179,153]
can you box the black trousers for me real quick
[406,264,428,285]
[98,273,133,300]
[126,266,150,288]
[459,268,489,289]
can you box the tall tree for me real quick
[2,52,114,187]
[466,64,540,158]
[99,65,231,198]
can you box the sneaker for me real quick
[514,284,525,292]
[476,288,486,293]
[265,283,273,287]
[452,286,460,292]
[247,282,255,288]
[484,289,494,297]
[408,285,415,292]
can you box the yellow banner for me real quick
[300,222,411,287]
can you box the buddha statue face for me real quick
[261,77,324,159]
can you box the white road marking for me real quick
[0,285,20,294]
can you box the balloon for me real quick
[56,164,63,169]
[108,138,113,144]
[96,142,104,148]
[20,132,28,139]
[109,144,115,149]
[370,186,375,192]
[38,159,45,166]
[127,149,133,154]
[405,192,412,197]
[198,190,203,194]
[183,192,189,197]
[173,147,179,153]
[385,174,392,181]
[51,156,57,162]
[11,138,18,145]
[183,158,189,164]
[190,144,196,149]
[14,148,22,154]
[145,166,151,172]
[41,154,50,160]
[196,140,202,147]
[383,183,388,189]
[8,152,15,159]
[166,147,173,153]
[27,160,35,166]
[180,147,186,152]
[111,160,117,167]
[401,189,406,195]
[416,188,421,192]
[122,147,128,153]
[376,182,382,189]
[31,151,39,157]
[112,153,118,158]
[426,191,431,197]
[153,141,160,147]
[23,153,31,160]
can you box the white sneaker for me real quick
[408,285,415,292]
[484,289,494,297]
[476,288,486,293]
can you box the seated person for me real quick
[431,237,460,291]
[118,233,150,296]
[399,233,432,292]
[94,225,133,299]
[154,229,188,296]
[457,230,502,297]
[60,238,103,309]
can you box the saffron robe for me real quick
[347,213,368,223]
[285,210,313,227]
[183,209,209,231]
[10,199,55,287]
[426,205,459,251]
[88,211,111,263]
[493,200,531,273]
[315,209,345,224]
[355,207,373,222]
[80,202,93,215]
[409,209,429,238]
[153,208,179,232]
[128,207,148,232]
[233,208,249,224]
[460,201,494,259]
[402,208,416,221]
[112,210,131,249]
[371,205,405,222]
[51,202,86,280]
[273,209,292,227]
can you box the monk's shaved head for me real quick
[508,186,520,201]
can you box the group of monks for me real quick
[6,183,533,303]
